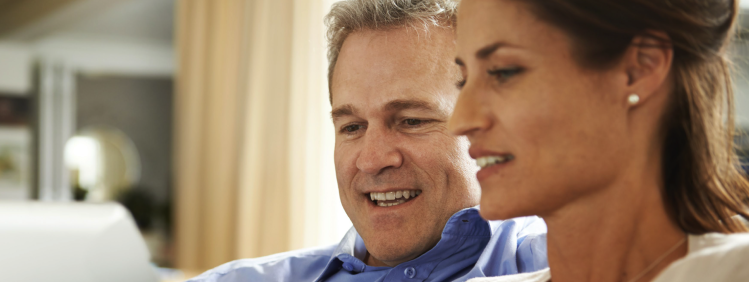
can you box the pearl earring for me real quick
[628,94,640,106]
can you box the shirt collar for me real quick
[314,206,490,281]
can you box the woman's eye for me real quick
[487,67,523,83]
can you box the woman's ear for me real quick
[620,31,674,106]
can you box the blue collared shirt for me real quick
[188,207,547,282]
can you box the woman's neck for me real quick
[543,163,687,282]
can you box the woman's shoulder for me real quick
[688,232,749,253]
[467,268,550,282]
[654,232,749,282]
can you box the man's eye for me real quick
[456,79,467,90]
[404,119,423,126]
[343,124,363,133]
[487,67,523,83]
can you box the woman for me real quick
[448,0,749,281]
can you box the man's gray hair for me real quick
[324,0,459,102]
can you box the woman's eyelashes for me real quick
[487,66,523,84]
[456,66,524,90]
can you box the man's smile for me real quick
[368,189,422,207]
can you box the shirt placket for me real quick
[382,261,439,282]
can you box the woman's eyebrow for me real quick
[456,41,517,66]
[476,42,505,59]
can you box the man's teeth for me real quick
[476,155,514,169]
[378,199,406,207]
[369,190,421,207]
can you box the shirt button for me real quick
[342,262,354,272]
[404,267,416,278]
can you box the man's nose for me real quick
[356,127,403,175]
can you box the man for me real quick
[188,0,547,281]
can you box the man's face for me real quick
[331,27,480,267]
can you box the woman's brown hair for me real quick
[517,0,749,233]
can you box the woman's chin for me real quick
[478,185,536,220]
[478,199,529,221]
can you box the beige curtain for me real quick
[174,0,343,272]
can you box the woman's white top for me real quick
[468,232,749,282]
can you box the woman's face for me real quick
[450,0,635,220]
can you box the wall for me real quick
[75,75,173,205]
[0,43,32,94]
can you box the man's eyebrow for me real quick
[331,99,444,120]
[384,99,440,113]
[331,104,357,120]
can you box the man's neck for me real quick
[363,237,442,267]
[362,209,465,267]
[364,252,390,267]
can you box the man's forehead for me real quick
[334,31,455,80]
[330,26,460,108]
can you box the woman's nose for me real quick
[448,82,491,137]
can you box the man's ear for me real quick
[619,31,673,106]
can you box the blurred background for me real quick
[0,0,351,279]
[1,0,749,280]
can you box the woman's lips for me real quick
[475,154,514,168]
[475,155,514,182]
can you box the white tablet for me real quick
[0,202,159,282]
